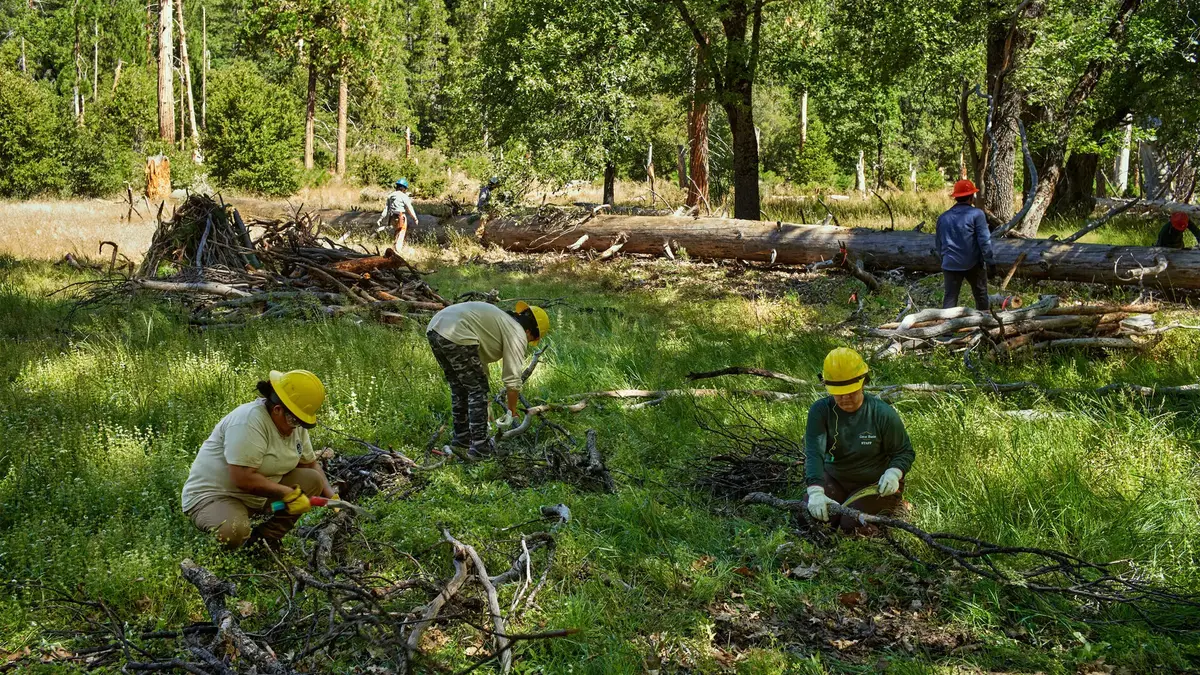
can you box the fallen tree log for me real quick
[481,211,1200,289]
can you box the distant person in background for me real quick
[804,348,915,535]
[1154,211,1200,249]
[377,178,419,252]
[935,179,995,310]
[477,176,500,212]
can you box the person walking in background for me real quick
[377,178,419,252]
[426,301,550,459]
[804,348,915,535]
[477,176,500,212]
[935,179,994,310]
[181,370,335,551]
[1154,211,1200,249]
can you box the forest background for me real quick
[2,0,1198,235]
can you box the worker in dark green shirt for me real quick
[805,347,915,533]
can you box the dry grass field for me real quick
[0,200,155,261]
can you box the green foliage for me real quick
[354,148,447,197]
[203,61,302,196]
[0,68,69,198]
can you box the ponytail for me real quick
[507,308,540,341]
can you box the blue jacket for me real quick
[935,203,993,271]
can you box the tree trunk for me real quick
[73,14,82,124]
[725,94,761,220]
[677,144,688,190]
[304,45,317,171]
[799,89,808,151]
[855,150,866,196]
[157,0,175,142]
[146,2,155,69]
[176,0,199,148]
[1014,0,1141,237]
[980,1,1043,222]
[1115,119,1132,194]
[482,213,1200,289]
[336,61,348,176]
[686,72,710,211]
[646,143,655,194]
[1140,140,1163,198]
[1048,152,1098,218]
[92,18,99,102]
[603,161,616,206]
[201,5,207,130]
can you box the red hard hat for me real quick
[951,179,978,199]
[1171,211,1190,232]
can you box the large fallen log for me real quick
[481,211,1200,289]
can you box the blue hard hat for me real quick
[395,178,409,189]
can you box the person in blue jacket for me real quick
[935,179,994,310]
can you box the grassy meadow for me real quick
[2,220,1200,673]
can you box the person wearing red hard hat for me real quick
[935,179,994,310]
[1153,211,1200,249]
[181,370,338,551]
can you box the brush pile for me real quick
[858,295,1194,359]
[23,441,573,674]
[107,194,447,327]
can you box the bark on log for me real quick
[481,214,1200,289]
[330,249,405,274]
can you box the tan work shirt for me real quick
[181,399,315,512]
[427,302,528,390]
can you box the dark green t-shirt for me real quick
[804,394,915,487]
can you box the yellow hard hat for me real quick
[821,348,869,395]
[515,301,550,345]
[269,369,326,426]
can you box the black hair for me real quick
[507,308,540,341]
[955,195,974,204]
[256,380,314,428]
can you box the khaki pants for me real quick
[186,468,324,550]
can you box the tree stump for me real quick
[145,154,171,202]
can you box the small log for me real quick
[134,279,250,298]
[331,249,405,275]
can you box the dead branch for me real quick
[1058,196,1143,244]
[685,366,811,387]
[742,492,1200,629]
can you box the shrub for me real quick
[203,61,301,196]
[0,68,69,198]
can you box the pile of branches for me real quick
[84,194,446,328]
[859,295,1197,359]
[691,401,804,499]
[498,424,617,493]
[18,440,572,674]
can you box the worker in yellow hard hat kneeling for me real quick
[427,301,550,459]
[804,348,914,534]
[181,370,336,551]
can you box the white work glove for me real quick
[495,411,514,429]
[877,467,903,497]
[806,486,839,522]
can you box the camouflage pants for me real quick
[427,330,491,454]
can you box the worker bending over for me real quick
[378,178,419,252]
[805,348,915,534]
[1154,211,1200,249]
[935,179,994,310]
[427,301,550,459]
[181,370,336,551]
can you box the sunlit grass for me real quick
[2,240,1200,672]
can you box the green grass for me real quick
[2,239,1200,673]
